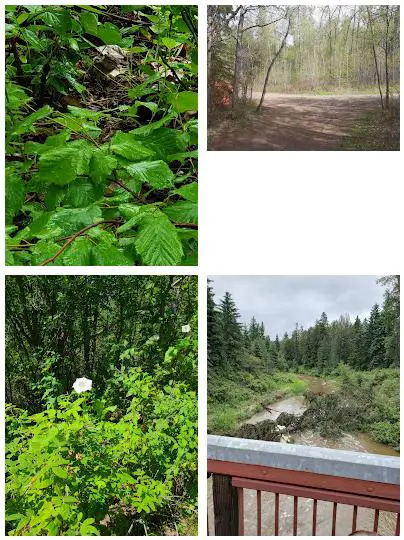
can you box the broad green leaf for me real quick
[47,205,102,237]
[66,180,103,208]
[91,244,132,266]
[164,201,197,224]
[80,11,98,35]
[161,37,181,49]
[110,131,154,161]
[131,128,189,160]
[40,9,72,32]
[126,160,175,189]
[61,237,92,265]
[31,240,61,265]
[135,210,183,266]
[168,91,198,112]
[89,149,117,183]
[172,182,198,203]
[38,140,93,185]
[98,23,122,45]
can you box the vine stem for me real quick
[38,220,120,266]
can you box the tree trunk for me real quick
[232,7,246,109]
[256,17,291,112]
[384,6,390,110]
[367,7,384,112]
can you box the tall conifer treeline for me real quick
[207,277,399,373]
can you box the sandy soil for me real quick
[208,93,381,151]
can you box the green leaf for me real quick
[161,37,181,49]
[135,210,183,265]
[91,244,132,266]
[80,11,98,35]
[164,201,197,224]
[38,140,93,185]
[127,73,161,99]
[110,131,155,161]
[47,205,102,237]
[126,160,175,189]
[5,168,25,224]
[12,105,52,136]
[31,241,61,265]
[65,180,103,208]
[61,237,92,265]
[131,127,189,160]
[168,91,198,112]
[89,149,117,184]
[98,23,122,45]
[172,182,198,203]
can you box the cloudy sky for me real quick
[209,276,385,338]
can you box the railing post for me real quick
[212,474,239,535]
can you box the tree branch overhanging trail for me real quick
[256,16,292,112]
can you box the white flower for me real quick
[181,324,191,333]
[73,377,92,394]
[276,425,286,432]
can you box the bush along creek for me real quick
[5,5,198,266]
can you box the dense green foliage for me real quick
[6,276,197,535]
[208,276,399,374]
[300,365,400,447]
[5,5,198,266]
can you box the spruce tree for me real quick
[207,280,222,367]
[219,291,243,366]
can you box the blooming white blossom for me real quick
[73,377,92,394]
[181,324,191,333]
[276,425,286,432]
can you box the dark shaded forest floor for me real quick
[208,93,400,151]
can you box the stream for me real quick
[208,375,398,536]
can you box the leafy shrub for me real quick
[5,5,198,266]
[5,340,197,536]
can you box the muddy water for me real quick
[208,376,398,536]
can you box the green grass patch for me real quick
[340,106,400,150]
[208,369,307,434]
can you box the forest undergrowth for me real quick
[5,5,198,266]
[5,276,198,536]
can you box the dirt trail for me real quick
[208,93,380,151]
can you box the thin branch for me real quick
[38,220,120,266]
[174,222,198,230]
[243,17,284,33]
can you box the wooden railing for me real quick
[207,435,400,536]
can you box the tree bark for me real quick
[256,17,291,112]
[232,6,246,109]
[367,7,384,111]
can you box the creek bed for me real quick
[208,375,398,536]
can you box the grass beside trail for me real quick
[208,370,307,435]
[340,107,400,150]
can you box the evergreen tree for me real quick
[207,280,222,367]
[367,304,386,368]
[219,291,243,365]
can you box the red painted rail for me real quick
[208,436,400,536]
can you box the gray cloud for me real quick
[209,276,385,338]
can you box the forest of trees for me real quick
[208,5,400,112]
[208,276,399,374]
[6,276,197,536]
